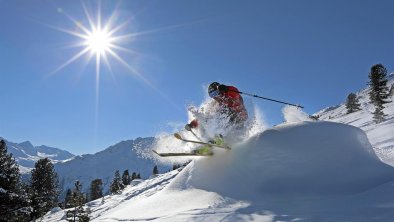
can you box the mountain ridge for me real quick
[0,137,75,174]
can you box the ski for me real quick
[152,149,213,157]
[174,133,231,150]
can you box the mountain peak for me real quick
[18,140,34,148]
[18,141,36,156]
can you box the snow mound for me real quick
[171,121,394,199]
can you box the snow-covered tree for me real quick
[0,140,30,221]
[110,170,124,194]
[89,179,103,201]
[390,83,394,97]
[345,93,361,114]
[368,64,390,123]
[29,157,59,219]
[122,170,130,186]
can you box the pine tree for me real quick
[110,170,124,194]
[153,165,159,175]
[368,64,390,123]
[29,157,59,220]
[137,173,141,179]
[372,104,386,123]
[89,179,103,201]
[0,140,30,221]
[121,170,130,186]
[345,93,361,114]
[66,180,89,222]
[71,181,85,207]
[131,172,137,180]
[390,83,394,96]
[64,188,73,209]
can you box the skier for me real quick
[154,82,304,157]
[186,82,248,131]
[185,82,248,155]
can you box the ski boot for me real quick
[192,134,225,155]
[192,145,213,155]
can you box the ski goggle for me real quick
[209,89,220,98]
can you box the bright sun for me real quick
[51,3,137,76]
[52,3,178,80]
[85,28,113,55]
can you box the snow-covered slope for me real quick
[0,138,75,174]
[43,121,394,221]
[315,74,394,165]
[54,137,167,197]
[42,170,181,221]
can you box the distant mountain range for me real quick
[1,138,75,174]
[2,136,166,197]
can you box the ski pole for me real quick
[229,89,304,108]
[185,126,204,142]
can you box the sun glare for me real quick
[85,28,113,55]
[50,3,137,76]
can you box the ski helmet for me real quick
[208,82,220,93]
[208,82,220,98]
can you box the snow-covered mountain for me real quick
[1,135,168,197]
[43,121,394,221]
[315,73,394,165]
[0,138,75,174]
[54,137,168,197]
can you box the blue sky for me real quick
[1,0,394,154]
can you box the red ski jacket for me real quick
[214,86,248,123]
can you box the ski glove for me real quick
[218,84,228,92]
[185,119,199,131]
